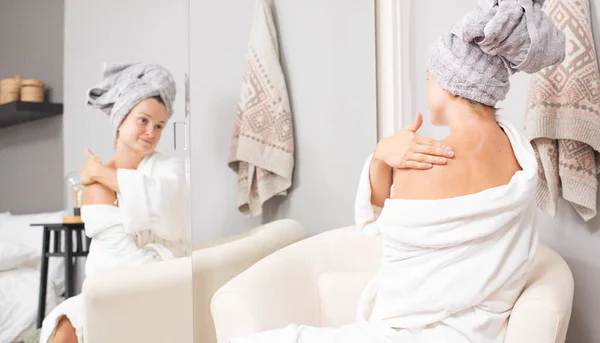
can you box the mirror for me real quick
[0,0,192,342]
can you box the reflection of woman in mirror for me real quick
[40,63,190,343]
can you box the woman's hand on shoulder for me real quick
[374,112,454,170]
[80,148,103,186]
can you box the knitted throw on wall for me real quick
[525,0,600,221]
[228,0,295,216]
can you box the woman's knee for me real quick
[52,316,77,343]
[83,183,117,206]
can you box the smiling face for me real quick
[116,96,167,155]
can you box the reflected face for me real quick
[117,97,167,154]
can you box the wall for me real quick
[410,1,600,342]
[190,0,377,242]
[0,0,64,214]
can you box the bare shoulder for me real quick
[392,133,521,200]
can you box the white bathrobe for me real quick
[40,151,190,343]
[231,116,539,343]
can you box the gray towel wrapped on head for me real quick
[87,62,177,137]
[429,0,566,107]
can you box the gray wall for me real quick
[0,0,64,214]
[411,1,600,342]
[190,0,377,242]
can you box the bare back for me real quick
[392,127,521,200]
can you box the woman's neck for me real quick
[444,101,497,132]
[443,102,501,154]
[113,142,147,169]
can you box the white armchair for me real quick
[211,226,574,343]
[82,219,306,343]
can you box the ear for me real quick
[445,89,458,102]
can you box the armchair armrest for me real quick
[505,244,574,343]
[83,256,193,343]
[211,239,321,343]
[195,219,306,343]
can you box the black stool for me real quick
[31,223,90,329]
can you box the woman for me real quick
[233,1,566,342]
[40,63,190,343]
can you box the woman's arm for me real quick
[369,157,393,208]
[90,165,120,194]
[84,182,118,206]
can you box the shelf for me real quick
[0,101,63,129]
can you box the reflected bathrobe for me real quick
[231,116,539,343]
[40,151,190,343]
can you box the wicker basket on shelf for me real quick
[21,79,45,103]
[0,75,21,104]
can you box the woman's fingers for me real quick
[85,148,95,158]
[415,135,447,148]
[401,160,433,170]
[85,148,102,163]
[405,112,424,133]
[409,152,447,165]
[413,143,454,158]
